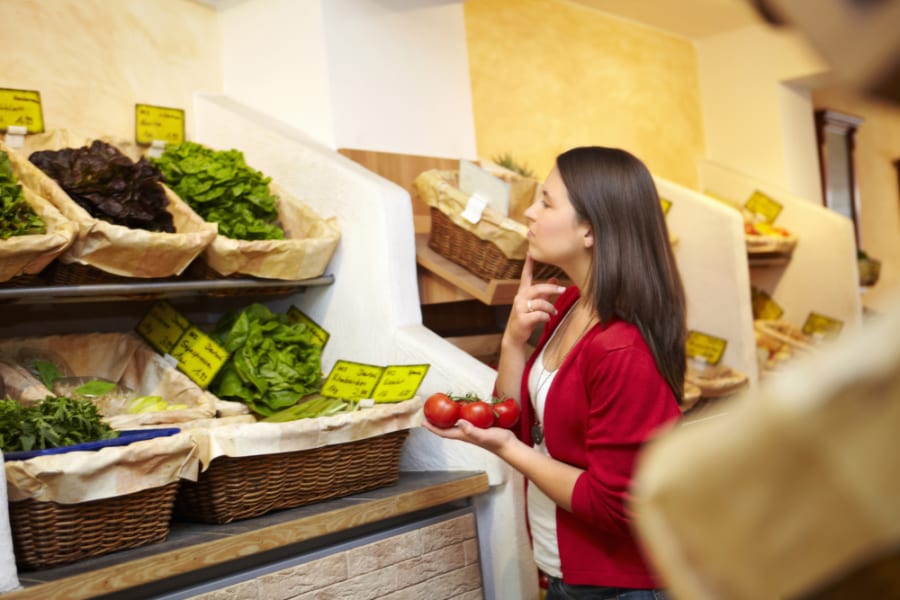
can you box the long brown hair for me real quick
[556,146,686,403]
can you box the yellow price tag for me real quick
[371,364,430,403]
[287,306,329,348]
[685,330,728,366]
[0,88,44,133]
[751,287,784,321]
[660,198,672,215]
[744,190,783,224]
[135,103,185,145]
[137,301,191,354]
[321,360,384,400]
[169,326,229,388]
[802,312,843,340]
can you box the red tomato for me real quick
[424,392,461,429]
[459,400,495,429]
[492,397,520,429]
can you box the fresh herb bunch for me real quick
[492,152,535,178]
[29,141,174,233]
[0,395,118,453]
[0,151,45,239]
[152,141,285,241]
[210,303,322,417]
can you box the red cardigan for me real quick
[517,287,680,588]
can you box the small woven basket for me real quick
[0,273,47,288]
[8,481,179,570]
[184,259,300,296]
[41,260,139,285]
[429,208,562,281]
[174,429,409,524]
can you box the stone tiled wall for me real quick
[191,514,483,600]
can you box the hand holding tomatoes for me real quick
[424,392,520,430]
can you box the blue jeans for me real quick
[545,576,667,600]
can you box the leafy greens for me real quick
[152,141,284,241]
[210,303,322,416]
[0,150,45,239]
[29,140,175,232]
[0,395,118,453]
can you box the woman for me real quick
[424,146,685,599]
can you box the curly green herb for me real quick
[0,395,117,453]
[0,151,45,239]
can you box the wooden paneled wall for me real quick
[338,148,459,233]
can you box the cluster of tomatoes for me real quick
[424,392,520,430]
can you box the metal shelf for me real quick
[0,274,334,304]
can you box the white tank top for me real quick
[526,346,562,578]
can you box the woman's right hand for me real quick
[506,254,567,347]
[422,418,517,455]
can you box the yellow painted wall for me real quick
[464,0,704,186]
[813,88,900,314]
[0,0,222,141]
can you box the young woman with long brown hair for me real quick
[425,146,685,599]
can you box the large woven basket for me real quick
[8,481,179,570]
[429,208,562,281]
[174,429,409,524]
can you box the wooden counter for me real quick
[7,471,489,600]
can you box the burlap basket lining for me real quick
[0,332,217,430]
[0,140,77,282]
[198,180,341,280]
[187,396,423,470]
[4,432,197,504]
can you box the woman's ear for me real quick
[583,226,594,249]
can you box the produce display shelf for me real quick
[8,470,489,600]
[0,274,335,304]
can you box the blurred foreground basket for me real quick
[632,307,900,599]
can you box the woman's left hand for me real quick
[422,419,516,454]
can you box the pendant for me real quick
[531,424,544,445]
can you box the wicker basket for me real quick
[40,260,143,285]
[175,429,409,524]
[0,272,47,288]
[183,259,300,296]
[8,481,179,570]
[429,208,562,281]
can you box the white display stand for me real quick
[699,161,863,333]
[193,94,536,600]
[655,177,759,388]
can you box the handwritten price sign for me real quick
[321,360,384,400]
[137,301,229,388]
[371,364,430,403]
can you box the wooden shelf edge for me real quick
[415,234,519,305]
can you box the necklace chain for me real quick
[531,301,597,445]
